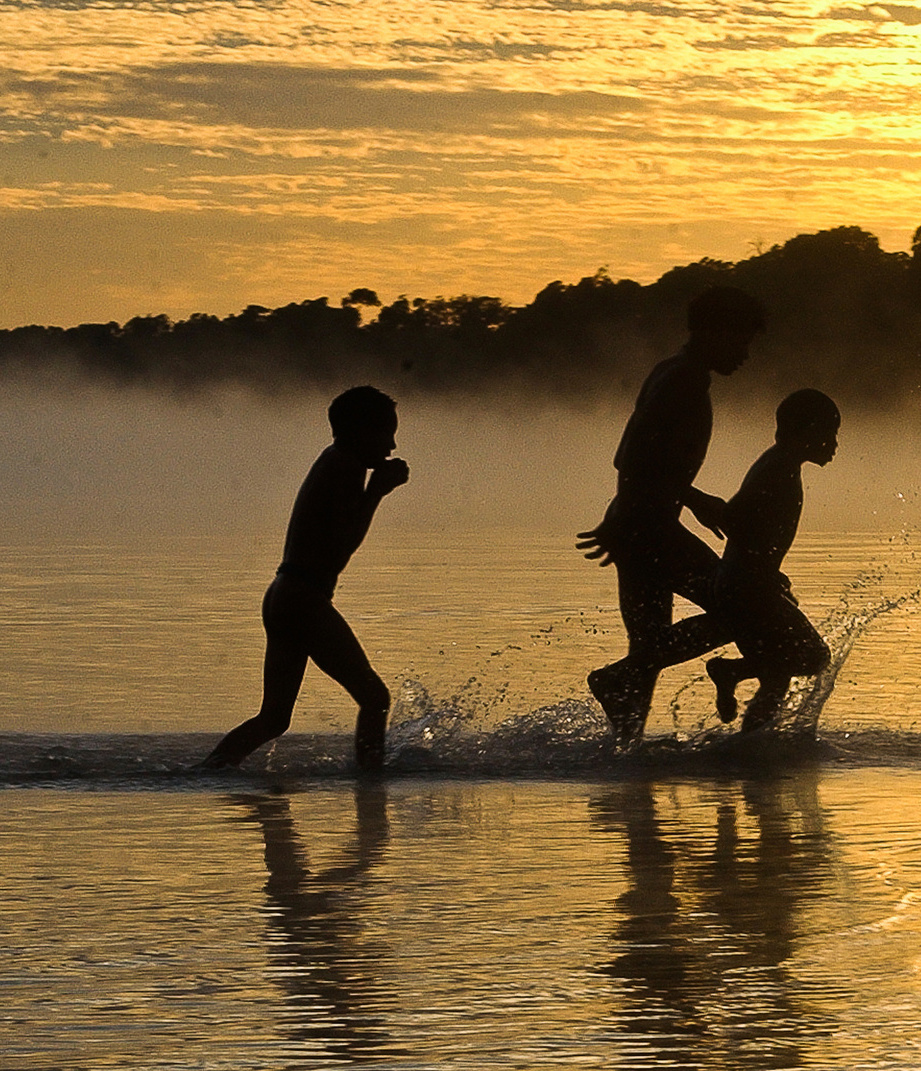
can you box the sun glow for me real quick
[1,0,920,325]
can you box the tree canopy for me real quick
[3,226,920,407]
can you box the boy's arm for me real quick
[681,485,726,538]
[345,457,409,551]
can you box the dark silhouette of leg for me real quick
[306,605,390,773]
[741,675,791,733]
[201,581,310,768]
[200,632,309,767]
[201,579,390,772]
[723,592,830,733]
[600,570,670,745]
[590,522,730,745]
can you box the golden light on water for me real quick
[1,0,921,325]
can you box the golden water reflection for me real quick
[228,785,403,1063]
[4,771,921,1066]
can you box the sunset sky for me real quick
[2,0,921,329]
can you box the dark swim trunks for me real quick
[275,560,336,599]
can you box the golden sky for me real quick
[2,0,921,328]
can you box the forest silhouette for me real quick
[3,225,920,406]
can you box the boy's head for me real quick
[775,389,840,465]
[328,385,398,467]
[687,287,767,375]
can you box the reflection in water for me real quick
[591,772,838,1069]
[7,777,921,1068]
[227,784,401,1065]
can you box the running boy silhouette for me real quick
[706,389,838,732]
[577,287,766,747]
[201,386,409,772]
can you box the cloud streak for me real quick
[0,0,920,326]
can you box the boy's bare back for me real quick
[281,443,408,596]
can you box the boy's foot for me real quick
[355,712,387,774]
[706,657,739,723]
[588,660,645,749]
[740,691,781,733]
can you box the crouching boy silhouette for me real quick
[706,389,839,732]
[201,386,409,773]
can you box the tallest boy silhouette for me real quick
[577,287,766,747]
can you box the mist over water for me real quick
[0,372,914,544]
[1,369,920,762]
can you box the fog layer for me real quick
[0,380,913,547]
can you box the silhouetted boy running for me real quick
[577,286,766,747]
[201,386,409,773]
[706,389,838,731]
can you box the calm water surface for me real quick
[1,530,919,737]
[3,531,921,1068]
[5,774,921,1069]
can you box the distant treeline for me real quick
[4,225,921,405]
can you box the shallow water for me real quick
[1,530,919,739]
[4,531,921,1068]
[5,771,921,1069]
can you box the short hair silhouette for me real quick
[328,386,397,439]
[775,389,840,438]
[687,287,767,335]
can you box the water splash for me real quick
[781,577,921,734]
[387,679,611,772]
[660,561,921,748]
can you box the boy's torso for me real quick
[281,444,368,588]
[720,446,803,585]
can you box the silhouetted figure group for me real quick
[201,287,839,773]
[580,287,837,745]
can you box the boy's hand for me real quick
[368,457,409,496]
[577,497,620,566]
[687,491,726,539]
[576,523,616,567]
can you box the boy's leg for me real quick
[590,523,729,744]
[306,602,391,772]
[588,566,667,746]
[612,522,730,670]
[741,675,791,733]
[200,580,310,768]
[654,522,732,663]
[201,583,390,771]
[736,592,830,733]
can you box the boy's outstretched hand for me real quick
[576,523,616,567]
[685,490,727,540]
[368,457,410,496]
[577,496,621,566]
